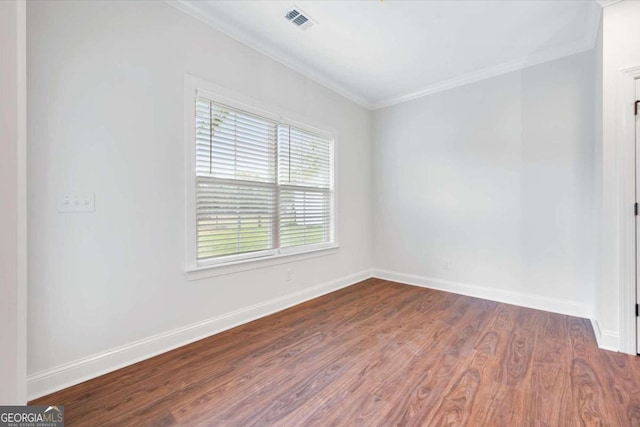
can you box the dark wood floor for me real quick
[32,278,640,426]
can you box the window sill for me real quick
[185,245,339,280]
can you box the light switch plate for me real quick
[58,193,95,213]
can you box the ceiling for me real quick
[170,0,602,110]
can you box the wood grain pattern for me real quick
[429,369,480,426]
[571,358,606,426]
[30,278,640,426]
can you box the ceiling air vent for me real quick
[284,7,316,31]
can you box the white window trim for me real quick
[184,75,339,279]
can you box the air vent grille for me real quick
[284,7,316,30]
[292,14,308,26]
[285,10,300,20]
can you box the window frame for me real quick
[184,75,338,278]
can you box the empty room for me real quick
[3,0,640,425]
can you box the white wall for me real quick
[0,0,26,405]
[27,0,371,398]
[372,51,597,317]
[599,0,640,352]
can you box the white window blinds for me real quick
[194,96,334,263]
[195,98,277,260]
[277,125,333,248]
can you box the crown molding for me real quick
[371,37,595,109]
[596,0,623,7]
[165,0,374,110]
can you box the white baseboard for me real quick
[590,318,621,352]
[599,331,622,352]
[373,269,594,319]
[27,269,373,401]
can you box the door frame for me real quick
[617,66,640,354]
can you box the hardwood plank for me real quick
[527,363,572,426]
[495,309,536,386]
[598,351,640,426]
[570,358,607,426]
[428,369,481,426]
[31,279,640,426]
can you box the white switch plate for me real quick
[58,193,95,213]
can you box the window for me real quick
[188,88,335,270]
